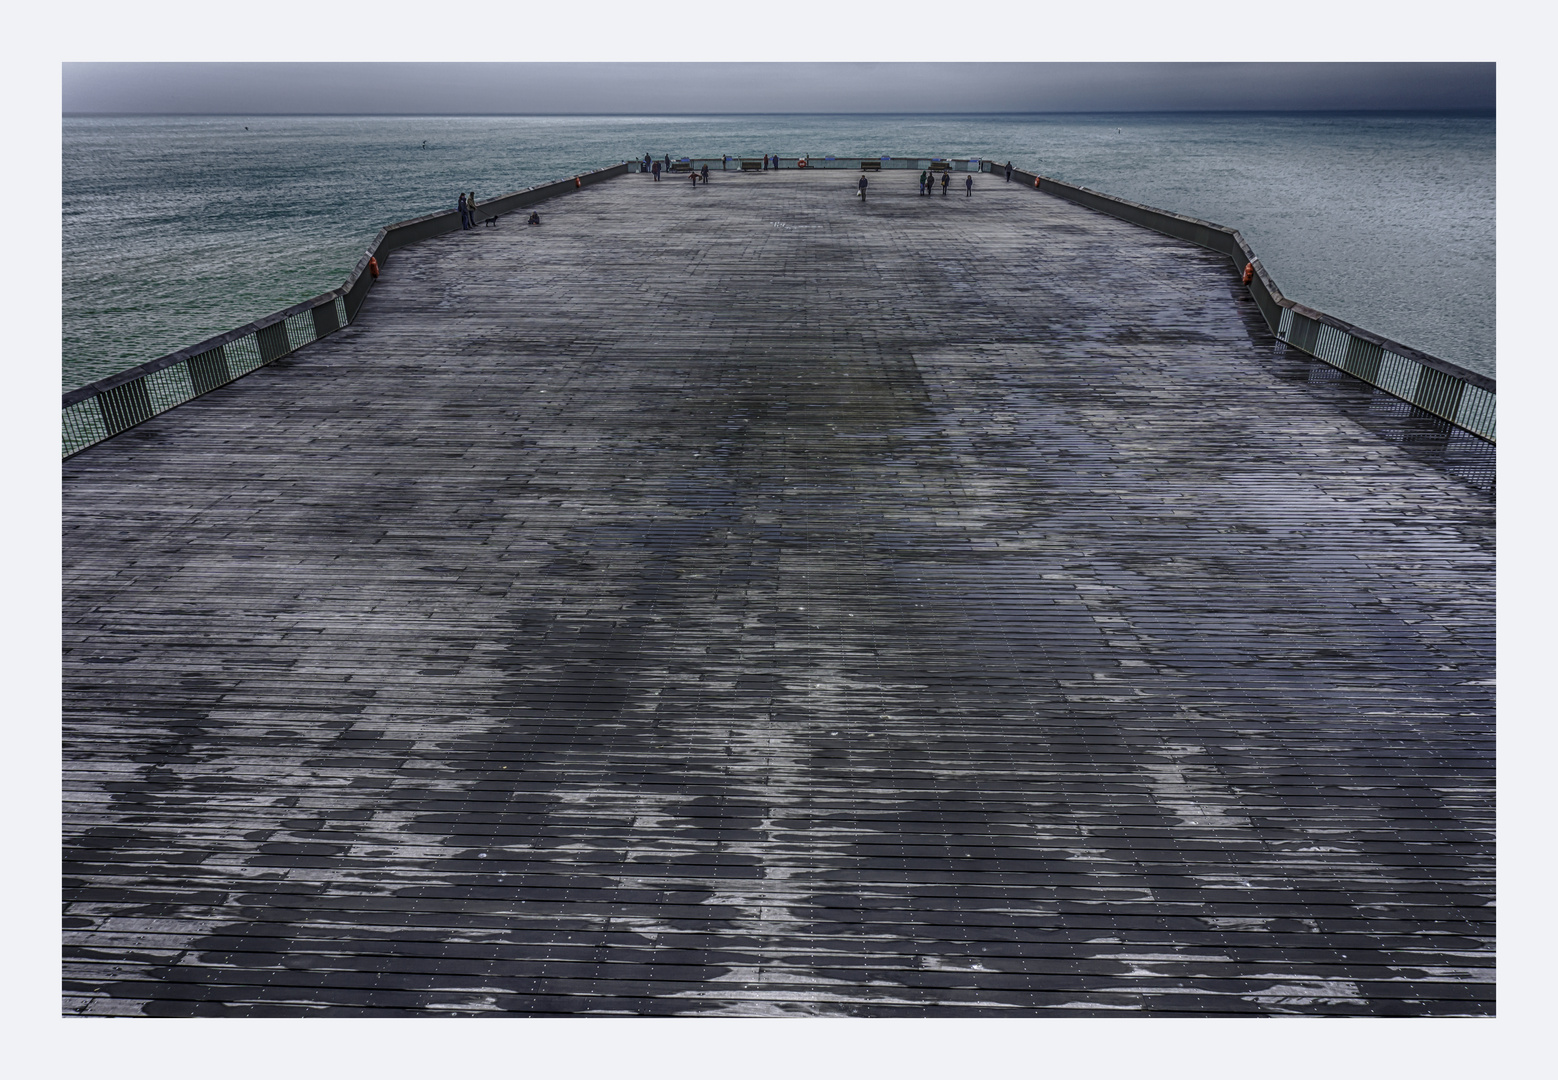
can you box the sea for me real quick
[61,112,1495,392]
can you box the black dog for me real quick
[484,216,498,227]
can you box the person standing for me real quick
[458,192,469,229]
[858,174,868,201]
[652,160,661,182]
[965,174,973,197]
[469,192,477,225]
[919,169,928,195]
[701,164,710,184]
[1005,161,1012,182]
[941,172,949,195]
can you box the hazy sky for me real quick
[62,62,1495,115]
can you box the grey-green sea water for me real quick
[62,112,1494,391]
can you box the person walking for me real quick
[1005,161,1012,182]
[458,192,469,229]
[652,160,661,181]
[941,172,950,195]
[965,174,973,197]
[690,169,698,186]
[858,174,868,201]
[919,169,928,195]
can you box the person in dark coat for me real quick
[858,174,868,200]
[1005,161,1012,182]
[965,174,973,196]
[458,192,469,229]
[941,172,950,195]
[701,164,710,183]
[652,160,661,181]
[919,170,928,195]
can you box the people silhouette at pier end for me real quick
[966,175,973,196]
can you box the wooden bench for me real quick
[740,159,764,171]
[928,161,951,173]
[669,162,692,173]
[859,160,881,171]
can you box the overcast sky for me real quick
[62,62,1494,115]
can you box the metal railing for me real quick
[63,162,632,459]
[983,162,1495,443]
[66,153,1492,457]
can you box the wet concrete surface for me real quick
[63,169,1493,1015]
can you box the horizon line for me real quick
[64,107,1497,118]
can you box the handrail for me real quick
[983,161,1494,443]
[62,162,631,459]
[65,153,1492,458]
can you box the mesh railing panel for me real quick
[1272,313,1494,442]
[62,399,108,458]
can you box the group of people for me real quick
[916,170,974,197]
[643,154,714,185]
[457,191,541,227]
[457,190,480,229]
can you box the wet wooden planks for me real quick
[63,168,1494,1016]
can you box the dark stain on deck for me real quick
[63,169,1494,1016]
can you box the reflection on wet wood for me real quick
[63,170,1494,1016]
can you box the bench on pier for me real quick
[928,161,951,173]
[859,160,881,171]
[740,159,764,171]
[669,161,692,173]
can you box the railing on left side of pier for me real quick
[62,163,631,459]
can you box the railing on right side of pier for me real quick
[63,163,631,459]
[984,162,1495,444]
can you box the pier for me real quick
[63,166,1495,1015]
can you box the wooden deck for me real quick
[63,168,1495,1016]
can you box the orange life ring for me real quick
[1242,262,1254,284]
[368,256,379,279]
[575,176,582,189]
[797,158,807,168]
[1034,176,1041,188]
